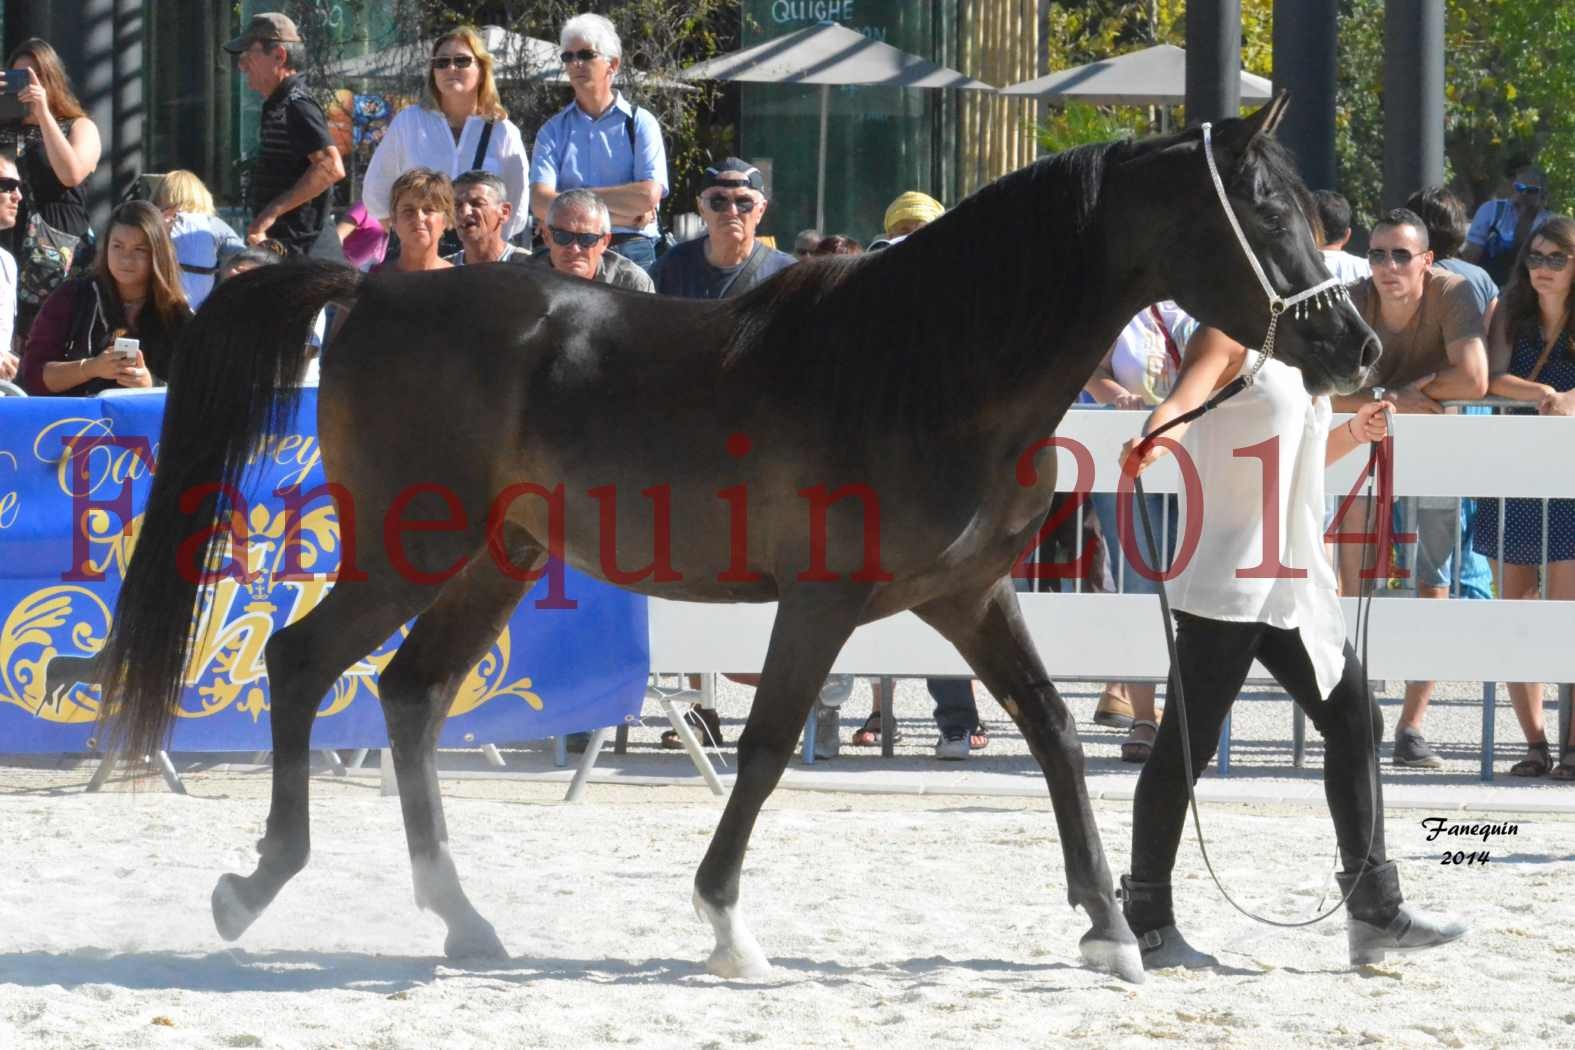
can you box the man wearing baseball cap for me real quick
[649,158,794,299]
[224,13,346,260]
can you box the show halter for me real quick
[1124,121,1388,932]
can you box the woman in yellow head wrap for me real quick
[882,190,944,239]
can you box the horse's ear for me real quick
[1244,91,1291,139]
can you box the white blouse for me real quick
[1168,353,1347,699]
[361,106,530,239]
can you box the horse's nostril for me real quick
[1360,335,1382,369]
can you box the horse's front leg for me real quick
[692,582,868,978]
[916,577,1143,983]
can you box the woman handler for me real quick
[1117,324,1467,970]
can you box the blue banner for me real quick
[0,390,649,751]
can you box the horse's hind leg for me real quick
[374,534,538,961]
[693,584,868,978]
[212,577,429,941]
[915,578,1143,983]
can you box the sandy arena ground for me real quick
[0,738,1568,1050]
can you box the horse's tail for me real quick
[100,260,363,763]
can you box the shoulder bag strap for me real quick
[470,120,496,171]
[718,244,769,299]
[1525,327,1563,386]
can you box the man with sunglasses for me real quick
[533,188,653,292]
[223,13,346,261]
[1462,164,1551,287]
[529,13,668,271]
[649,159,793,299]
[0,154,20,377]
[1335,208,1490,769]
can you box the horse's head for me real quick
[1141,94,1380,395]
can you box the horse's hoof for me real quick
[444,921,508,962]
[1080,929,1146,984]
[212,873,260,942]
[705,944,772,980]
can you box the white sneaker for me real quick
[935,729,970,761]
[818,674,855,708]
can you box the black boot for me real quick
[1335,862,1468,966]
[1118,875,1218,971]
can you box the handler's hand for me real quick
[1118,434,1168,478]
[1349,399,1390,442]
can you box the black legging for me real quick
[1131,612,1387,882]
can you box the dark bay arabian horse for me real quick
[96,97,1376,982]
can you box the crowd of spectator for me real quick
[0,11,1568,777]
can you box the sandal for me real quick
[1121,719,1158,764]
[1552,746,1575,781]
[660,704,725,749]
[1509,739,1551,778]
[969,724,989,751]
[849,710,902,747]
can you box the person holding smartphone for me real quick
[1,38,102,340]
[18,201,190,395]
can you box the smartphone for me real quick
[111,337,140,361]
[0,70,25,124]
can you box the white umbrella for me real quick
[999,43,1271,107]
[679,20,994,230]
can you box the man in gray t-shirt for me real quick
[533,188,653,292]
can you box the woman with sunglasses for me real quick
[360,26,529,250]
[1472,215,1575,779]
[18,201,190,396]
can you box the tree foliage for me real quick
[1041,1,1575,232]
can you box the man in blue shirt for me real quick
[529,13,667,270]
[650,158,794,299]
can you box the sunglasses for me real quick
[548,226,605,249]
[0,177,20,195]
[1366,247,1420,267]
[1514,182,1544,194]
[560,49,601,64]
[430,55,475,70]
[1526,251,1570,271]
[703,194,759,214]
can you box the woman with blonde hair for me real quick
[18,201,191,395]
[2,38,103,335]
[152,170,244,310]
[372,169,456,274]
[361,26,529,245]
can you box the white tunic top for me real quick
[1168,353,1348,699]
[361,106,530,239]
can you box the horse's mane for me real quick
[721,138,1140,444]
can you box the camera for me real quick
[0,69,26,125]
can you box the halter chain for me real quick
[1200,122,1349,384]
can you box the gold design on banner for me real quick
[8,500,546,726]
[0,586,112,723]
[0,450,21,530]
